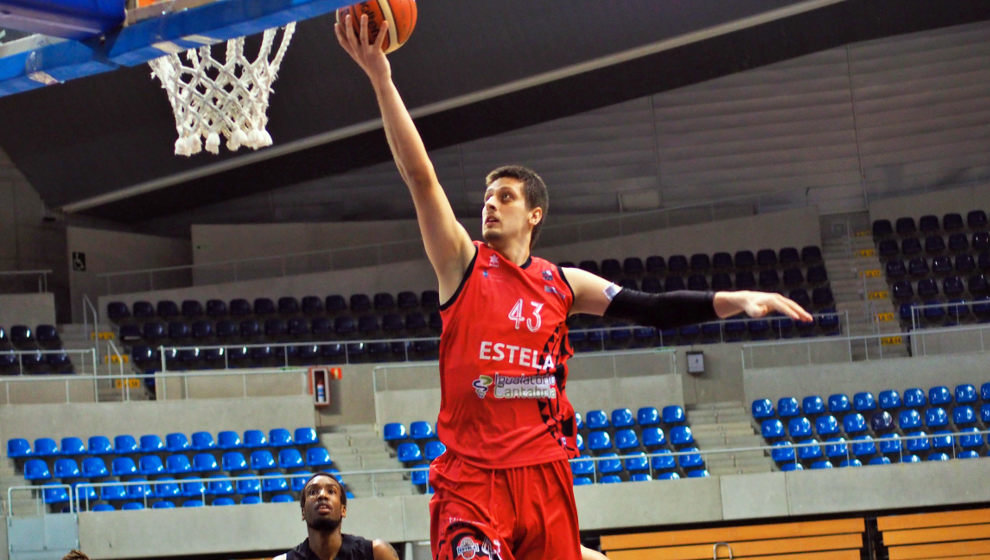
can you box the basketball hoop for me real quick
[148,22,296,156]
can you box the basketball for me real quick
[336,0,417,54]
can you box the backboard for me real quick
[0,0,351,97]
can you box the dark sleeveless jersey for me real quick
[275,534,374,560]
[437,241,578,468]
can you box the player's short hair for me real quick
[485,165,549,249]
[62,551,90,560]
[299,471,347,508]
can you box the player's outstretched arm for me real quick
[563,267,814,325]
[371,539,400,560]
[335,14,473,298]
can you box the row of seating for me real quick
[877,233,990,260]
[761,408,990,443]
[0,324,62,351]
[775,449,986,470]
[873,211,988,239]
[885,253,990,280]
[7,427,320,458]
[559,246,824,279]
[107,291,443,324]
[21,448,334,482]
[0,350,74,375]
[118,311,443,345]
[609,267,829,294]
[571,448,709,484]
[890,275,990,302]
[752,384,990,419]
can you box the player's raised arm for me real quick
[335,13,474,299]
[563,266,814,325]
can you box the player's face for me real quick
[482,178,542,246]
[301,475,346,532]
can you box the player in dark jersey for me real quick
[336,14,813,560]
[275,472,398,560]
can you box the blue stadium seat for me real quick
[780,462,803,472]
[243,429,268,449]
[870,411,894,434]
[878,433,903,456]
[262,476,289,493]
[306,447,333,468]
[823,437,847,459]
[904,431,931,454]
[126,479,152,500]
[139,434,165,454]
[33,437,58,457]
[152,477,180,499]
[837,458,862,468]
[587,431,612,453]
[236,478,262,497]
[111,457,138,477]
[410,421,435,441]
[396,442,423,465]
[113,434,138,455]
[597,453,622,475]
[611,408,635,428]
[851,435,877,458]
[678,448,704,469]
[669,425,694,447]
[929,385,952,406]
[898,409,923,431]
[624,452,649,473]
[570,456,595,477]
[599,475,623,484]
[585,410,609,430]
[229,298,252,317]
[955,383,978,404]
[761,419,785,441]
[641,427,666,450]
[138,455,165,477]
[24,459,52,482]
[771,441,795,464]
[796,439,823,461]
[165,454,192,476]
[278,448,305,470]
[925,407,949,428]
[289,471,312,492]
[903,388,926,408]
[163,433,189,453]
[788,417,813,439]
[815,415,840,437]
[6,438,30,459]
[271,493,295,503]
[650,450,676,472]
[852,392,876,412]
[958,427,984,449]
[81,457,109,478]
[249,450,276,471]
[809,460,833,470]
[751,398,775,420]
[241,495,263,505]
[827,394,851,414]
[662,405,685,425]
[90,503,115,512]
[107,301,131,323]
[636,406,660,427]
[952,405,976,427]
[217,431,242,450]
[383,422,408,444]
[802,395,825,416]
[218,451,247,473]
[613,429,640,451]
[42,485,69,505]
[54,458,81,479]
[100,484,127,501]
[843,413,868,436]
[878,390,901,410]
[181,480,206,498]
[776,397,800,418]
[192,453,220,473]
[424,440,447,461]
[189,431,216,451]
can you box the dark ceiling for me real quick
[1,0,988,226]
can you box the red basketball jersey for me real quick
[438,241,579,468]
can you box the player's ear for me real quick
[529,206,543,226]
[341,503,347,518]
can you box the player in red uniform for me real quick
[336,14,813,560]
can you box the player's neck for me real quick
[307,530,343,560]
[487,237,531,266]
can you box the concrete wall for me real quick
[68,226,190,323]
[0,293,55,327]
[869,181,990,223]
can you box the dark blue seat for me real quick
[751,398,774,419]
[873,219,894,239]
[301,296,324,315]
[277,296,300,315]
[107,301,131,323]
[601,258,623,279]
[81,457,109,478]
[943,212,964,231]
[801,395,825,416]
[870,411,894,433]
[641,427,666,449]
[217,430,242,450]
[814,415,840,437]
[689,253,710,273]
[901,237,922,257]
[898,409,922,430]
[586,431,612,453]
[132,301,155,320]
[622,257,645,277]
[929,385,952,406]
[896,217,917,237]
[787,417,813,439]
[924,235,945,255]
[221,451,249,473]
[885,259,907,280]
[761,419,785,440]
[662,405,685,425]
[776,397,800,418]
[239,319,262,339]
[243,429,268,448]
[306,447,333,468]
[878,390,901,410]
[853,392,876,412]
[249,450,276,471]
[278,448,305,469]
[264,318,288,337]
[843,413,868,435]
[948,233,969,254]
[229,298,252,317]
[645,255,666,275]
[667,255,688,275]
[349,294,372,314]
[918,214,940,234]
[636,406,660,427]
[205,299,228,317]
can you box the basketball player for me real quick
[276,472,399,560]
[336,13,813,560]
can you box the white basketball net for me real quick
[148,23,296,156]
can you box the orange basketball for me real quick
[337,0,417,54]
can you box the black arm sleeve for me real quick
[603,289,718,330]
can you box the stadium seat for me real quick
[190,431,216,451]
[851,435,877,458]
[101,484,127,501]
[751,399,774,419]
[924,407,949,428]
[139,434,165,454]
[641,427,666,450]
[662,405,685,425]
[410,421,435,440]
[126,479,152,500]
[878,390,901,411]
[678,448,704,469]
[113,434,138,455]
[137,455,165,477]
[33,437,58,457]
[262,476,289,493]
[636,406,660,427]
[181,479,206,499]
[870,411,894,434]
[24,459,52,482]
[587,431,612,453]
[802,395,825,416]
[424,440,447,461]
[903,388,926,408]
[787,417,813,439]
[815,415,840,437]
[761,419,785,440]
[278,448,305,470]
[771,441,795,464]
[585,410,609,430]
[823,437,847,459]
[853,392,877,412]
[611,408,635,428]
[952,405,977,427]
[776,397,800,418]
[165,454,192,476]
[163,433,189,453]
[217,431,242,450]
[243,429,268,448]
[190,453,218,473]
[383,422,408,444]
[904,431,930,454]
[54,458,81,479]
[106,301,131,323]
[81,457,109,478]
[306,447,333,468]
[613,429,640,451]
[597,453,622,475]
[955,383,978,404]
[669,425,694,447]
[827,394,851,414]
[650,450,677,473]
[843,413,868,435]
[958,427,984,449]
[42,485,69,505]
[796,439,823,461]
[396,442,423,464]
[624,452,649,473]
[249,450,276,471]
[111,457,138,477]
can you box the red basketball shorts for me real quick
[429,452,581,560]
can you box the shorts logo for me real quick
[456,536,480,559]
[472,375,493,398]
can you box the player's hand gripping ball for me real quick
[336,0,417,54]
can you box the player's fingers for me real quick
[375,19,389,50]
[359,13,370,45]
